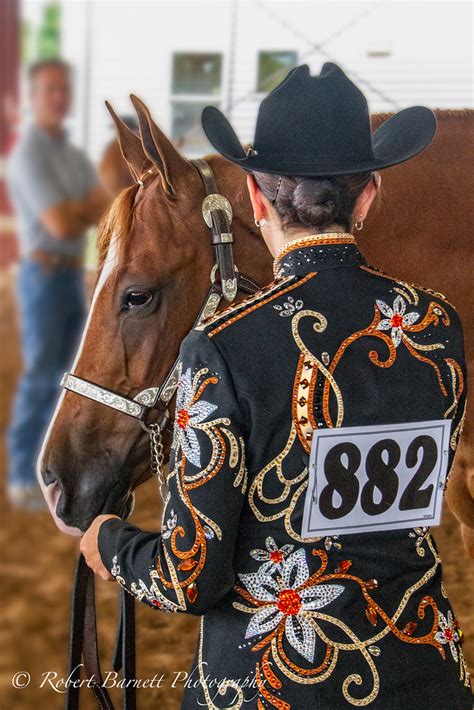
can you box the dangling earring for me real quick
[355,216,364,231]
[255,217,266,228]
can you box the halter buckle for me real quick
[201,193,233,228]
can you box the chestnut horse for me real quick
[38,99,473,538]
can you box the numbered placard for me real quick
[301,420,452,538]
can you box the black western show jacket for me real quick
[98,234,471,709]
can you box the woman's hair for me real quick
[253,171,375,232]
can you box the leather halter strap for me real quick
[192,158,238,302]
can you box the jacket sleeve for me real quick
[97,329,247,615]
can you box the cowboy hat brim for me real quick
[201,104,437,176]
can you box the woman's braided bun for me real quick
[253,171,374,232]
[292,178,342,228]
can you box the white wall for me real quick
[24,0,473,161]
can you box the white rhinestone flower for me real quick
[111,555,120,577]
[162,508,178,539]
[435,610,461,661]
[249,536,294,574]
[172,367,217,467]
[375,295,420,347]
[273,295,303,317]
[238,548,344,662]
[130,576,180,612]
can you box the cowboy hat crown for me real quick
[202,62,437,176]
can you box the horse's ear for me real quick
[105,100,152,181]
[130,94,194,196]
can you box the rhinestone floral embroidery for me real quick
[435,611,462,661]
[162,509,178,539]
[409,527,430,556]
[171,366,217,467]
[238,548,344,662]
[375,295,420,347]
[232,538,457,707]
[249,536,294,574]
[110,556,180,612]
[273,294,304,317]
[108,363,247,617]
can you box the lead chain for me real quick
[149,423,167,501]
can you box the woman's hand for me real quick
[80,514,120,580]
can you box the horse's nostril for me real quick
[43,468,59,486]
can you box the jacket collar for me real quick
[273,232,367,278]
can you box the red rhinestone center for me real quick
[177,408,190,429]
[391,313,404,328]
[277,589,302,615]
[270,550,284,564]
[444,628,453,641]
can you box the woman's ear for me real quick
[354,173,380,221]
[246,173,267,222]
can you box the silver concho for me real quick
[134,387,160,407]
[202,193,233,228]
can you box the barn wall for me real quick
[52,0,473,161]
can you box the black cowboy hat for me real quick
[201,62,437,176]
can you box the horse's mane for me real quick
[97,183,139,267]
[432,108,473,118]
[372,108,473,124]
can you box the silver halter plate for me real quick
[60,283,222,432]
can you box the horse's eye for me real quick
[125,290,153,308]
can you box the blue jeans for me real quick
[7,259,86,487]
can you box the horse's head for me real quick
[38,96,272,534]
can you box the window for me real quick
[171,53,222,155]
[172,53,222,95]
[257,51,297,93]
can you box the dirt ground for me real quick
[0,268,472,709]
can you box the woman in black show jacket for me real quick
[83,63,471,708]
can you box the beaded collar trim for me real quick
[273,233,361,277]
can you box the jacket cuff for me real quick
[98,517,132,570]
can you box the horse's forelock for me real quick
[97,184,140,268]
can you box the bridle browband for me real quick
[61,158,259,437]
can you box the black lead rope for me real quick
[66,554,135,710]
[112,588,136,709]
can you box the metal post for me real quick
[225,0,238,120]
[0,0,20,267]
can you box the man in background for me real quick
[6,59,109,510]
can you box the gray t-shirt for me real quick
[6,124,100,258]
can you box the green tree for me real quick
[21,20,32,64]
[37,2,61,59]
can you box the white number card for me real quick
[301,420,452,538]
